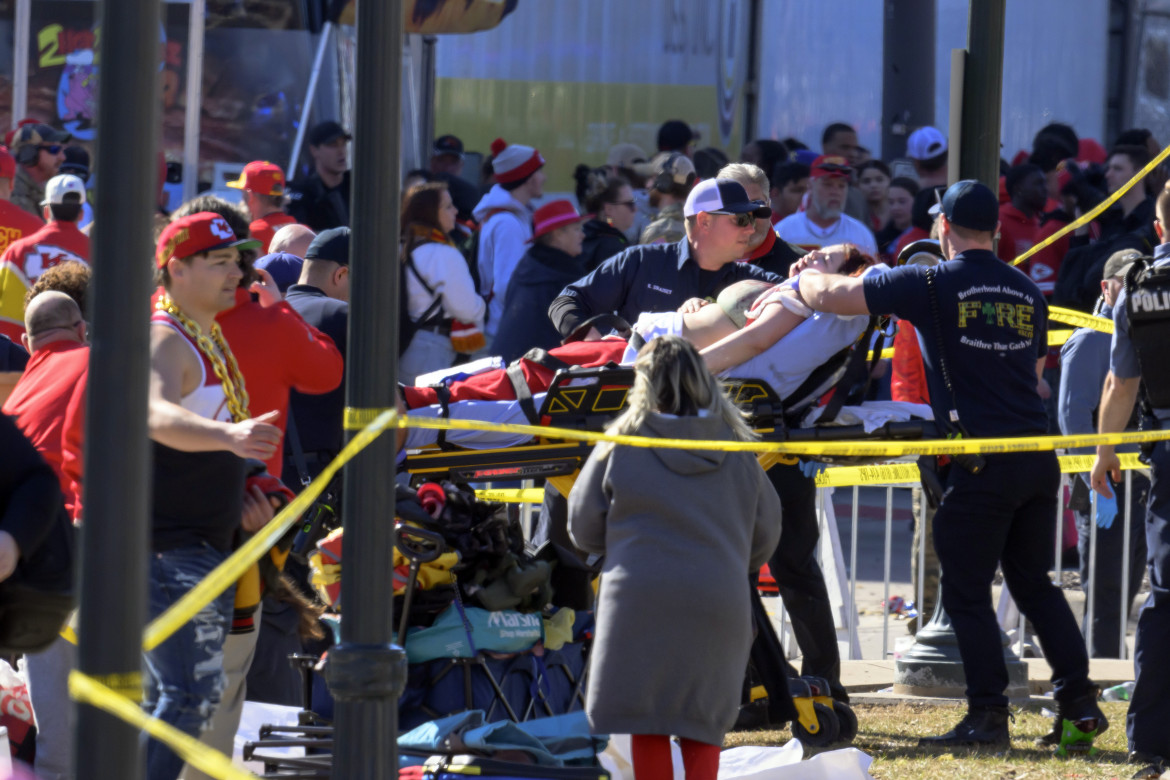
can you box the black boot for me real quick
[1035,686,1109,747]
[1128,752,1168,779]
[918,705,1011,747]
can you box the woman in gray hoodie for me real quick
[568,336,781,780]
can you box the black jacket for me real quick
[284,285,349,466]
[0,414,74,593]
[580,219,629,273]
[492,243,590,362]
[434,172,481,224]
[548,238,780,338]
[1054,197,1157,312]
[285,170,352,233]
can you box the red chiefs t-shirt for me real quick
[250,212,298,254]
[996,202,1039,266]
[0,200,45,255]
[2,219,90,278]
[1,340,89,519]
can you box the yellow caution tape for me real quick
[367,409,1170,457]
[85,671,143,702]
[69,671,253,780]
[142,409,400,651]
[1049,307,1114,334]
[1049,329,1073,346]
[1012,141,1170,268]
[813,452,1148,488]
[816,462,922,488]
[475,488,546,504]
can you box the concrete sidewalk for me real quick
[841,657,1135,698]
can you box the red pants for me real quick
[630,734,720,780]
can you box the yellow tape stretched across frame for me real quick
[1010,142,1170,269]
[69,671,254,780]
[351,407,1170,459]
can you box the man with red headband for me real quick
[146,212,282,780]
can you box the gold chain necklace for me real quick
[155,294,251,423]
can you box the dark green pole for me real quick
[325,0,407,777]
[75,0,160,777]
[881,0,936,159]
[958,0,1006,188]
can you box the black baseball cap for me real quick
[305,227,350,265]
[433,134,464,159]
[657,119,696,152]
[308,120,352,147]
[929,179,999,232]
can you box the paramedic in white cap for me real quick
[472,137,547,345]
[906,126,949,188]
[548,177,780,339]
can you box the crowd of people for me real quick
[0,110,1167,780]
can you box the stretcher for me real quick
[402,351,940,491]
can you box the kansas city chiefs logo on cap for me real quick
[209,218,234,241]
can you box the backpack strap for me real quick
[405,251,445,327]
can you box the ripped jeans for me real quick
[143,543,235,780]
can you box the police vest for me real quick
[1124,257,1170,408]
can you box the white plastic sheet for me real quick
[233,701,303,770]
[599,735,874,780]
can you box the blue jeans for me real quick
[142,543,235,780]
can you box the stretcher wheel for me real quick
[792,701,840,747]
[833,700,858,743]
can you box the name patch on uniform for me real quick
[647,283,672,294]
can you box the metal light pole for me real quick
[895,0,1027,699]
[958,0,1006,189]
[881,0,936,159]
[75,0,161,776]
[324,1,407,777]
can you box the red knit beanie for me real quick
[490,138,545,184]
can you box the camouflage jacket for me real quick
[639,202,685,245]
[11,168,44,219]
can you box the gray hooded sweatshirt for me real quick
[568,412,781,744]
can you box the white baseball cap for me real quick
[906,127,948,161]
[41,173,86,206]
[683,178,770,218]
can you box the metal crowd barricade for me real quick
[818,463,1146,664]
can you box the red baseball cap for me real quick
[530,199,588,241]
[810,155,852,179]
[0,147,15,180]
[155,212,261,268]
[226,161,285,196]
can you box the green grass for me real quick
[726,701,1142,779]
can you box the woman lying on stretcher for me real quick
[397,245,890,452]
[626,242,885,401]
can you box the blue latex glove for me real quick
[1095,493,1118,530]
[799,459,826,480]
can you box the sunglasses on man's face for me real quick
[39,145,62,155]
[612,199,637,211]
[720,209,771,228]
